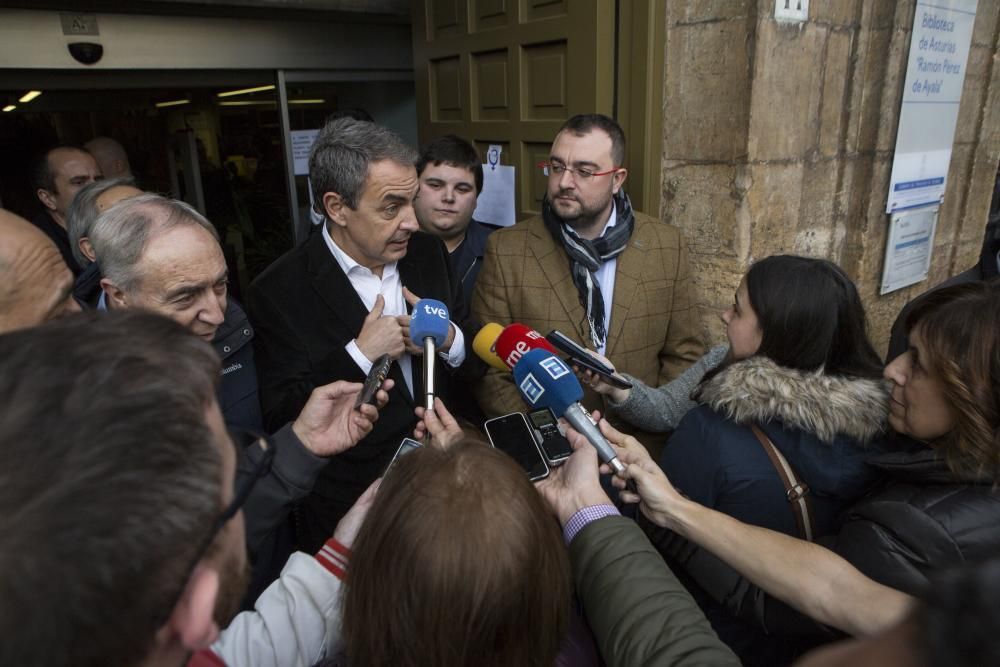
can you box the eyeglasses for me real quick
[538,161,621,181]
[154,426,275,627]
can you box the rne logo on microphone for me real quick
[519,373,545,404]
[423,305,448,319]
[504,341,531,367]
[540,356,570,380]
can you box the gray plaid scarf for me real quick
[542,190,636,349]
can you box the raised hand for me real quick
[332,478,381,549]
[413,397,464,449]
[535,423,613,526]
[597,419,688,530]
[574,352,630,404]
[356,294,406,361]
[398,286,455,355]
[292,378,394,457]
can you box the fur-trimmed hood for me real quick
[695,357,890,444]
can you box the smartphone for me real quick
[384,437,423,475]
[528,408,573,465]
[355,354,392,408]
[545,330,634,390]
[484,413,550,481]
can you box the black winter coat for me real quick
[651,357,890,666]
[828,445,1000,594]
[654,441,1000,649]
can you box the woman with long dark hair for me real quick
[611,256,889,664]
[590,279,1000,661]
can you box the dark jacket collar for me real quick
[212,298,254,361]
[73,261,104,308]
[867,440,996,485]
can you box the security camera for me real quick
[68,42,103,66]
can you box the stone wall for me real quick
[660,0,1000,355]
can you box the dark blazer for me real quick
[247,230,469,550]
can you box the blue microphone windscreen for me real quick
[512,349,583,415]
[410,299,451,346]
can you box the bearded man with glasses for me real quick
[472,114,703,459]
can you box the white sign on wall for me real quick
[886,0,978,213]
[885,0,977,213]
[880,205,940,294]
[291,129,319,176]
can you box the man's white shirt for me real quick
[322,224,465,397]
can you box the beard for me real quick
[548,189,611,230]
[213,548,252,627]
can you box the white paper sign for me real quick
[472,144,516,227]
[886,0,978,213]
[291,129,320,176]
[880,205,939,294]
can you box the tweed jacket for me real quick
[472,210,703,449]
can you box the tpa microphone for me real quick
[512,348,626,476]
[472,323,508,371]
[410,299,451,410]
[494,323,558,369]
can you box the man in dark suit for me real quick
[248,118,471,551]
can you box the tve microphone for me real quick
[494,323,558,369]
[410,299,451,410]
[512,348,626,475]
[472,323,508,371]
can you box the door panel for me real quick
[413,0,615,220]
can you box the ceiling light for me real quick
[155,99,191,108]
[19,90,42,103]
[218,100,275,107]
[289,99,326,104]
[2,105,16,112]
[217,85,275,98]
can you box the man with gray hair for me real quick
[66,176,143,306]
[90,193,260,430]
[90,192,400,598]
[248,118,474,551]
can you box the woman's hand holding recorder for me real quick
[538,414,693,533]
[594,419,691,532]
[413,397,465,449]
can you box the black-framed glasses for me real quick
[153,426,275,627]
[538,161,621,181]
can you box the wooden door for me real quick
[412,0,616,220]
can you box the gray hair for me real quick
[309,118,417,214]
[90,193,219,293]
[66,177,137,267]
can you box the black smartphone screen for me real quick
[384,437,422,476]
[485,413,549,481]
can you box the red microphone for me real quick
[494,323,558,369]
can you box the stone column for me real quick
[661,0,1000,352]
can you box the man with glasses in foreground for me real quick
[0,310,384,667]
[472,114,702,457]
